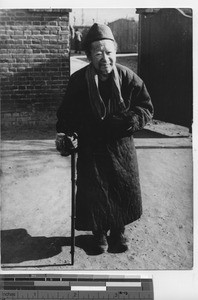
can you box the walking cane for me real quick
[71,150,77,265]
[55,133,77,265]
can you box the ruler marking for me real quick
[71,286,106,291]
[3,282,35,286]
[0,275,153,299]
[106,282,141,287]
[71,282,106,286]
[34,282,70,287]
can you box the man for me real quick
[74,28,82,54]
[56,23,153,254]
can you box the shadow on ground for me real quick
[1,229,68,264]
[1,229,108,265]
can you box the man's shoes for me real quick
[93,232,108,254]
[109,231,128,253]
[92,229,128,254]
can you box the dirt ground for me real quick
[0,55,193,271]
[0,120,193,271]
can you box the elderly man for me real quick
[56,23,153,254]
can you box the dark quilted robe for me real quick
[56,63,154,232]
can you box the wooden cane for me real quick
[71,151,77,265]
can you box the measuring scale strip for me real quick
[1,276,142,281]
[0,276,154,299]
[1,281,146,289]
[0,290,153,299]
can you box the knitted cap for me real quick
[84,23,115,49]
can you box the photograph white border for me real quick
[0,0,197,299]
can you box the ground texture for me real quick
[1,55,193,271]
[1,121,193,271]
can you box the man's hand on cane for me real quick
[56,132,78,156]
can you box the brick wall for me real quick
[0,9,71,128]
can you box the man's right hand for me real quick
[66,134,78,150]
[55,133,78,156]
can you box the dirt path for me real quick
[1,124,193,271]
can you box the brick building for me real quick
[0,9,72,128]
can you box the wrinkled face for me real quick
[89,39,116,78]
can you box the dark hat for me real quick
[84,23,115,49]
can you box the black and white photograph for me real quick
[0,5,194,276]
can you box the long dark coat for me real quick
[56,63,153,232]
